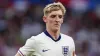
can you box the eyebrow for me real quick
[51,13,62,15]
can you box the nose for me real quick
[55,16,60,22]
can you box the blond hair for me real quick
[43,2,66,16]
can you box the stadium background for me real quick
[0,0,100,56]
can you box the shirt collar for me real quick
[44,30,61,42]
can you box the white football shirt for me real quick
[18,30,76,56]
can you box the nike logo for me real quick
[42,49,50,52]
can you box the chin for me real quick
[53,28,60,31]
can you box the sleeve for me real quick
[18,36,36,56]
[70,38,76,56]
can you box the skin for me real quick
[43,10,64,40]
[15,53,21,56]
[15,9,64,56]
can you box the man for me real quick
[15,2,76,56]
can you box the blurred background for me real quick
[0,0,100,56]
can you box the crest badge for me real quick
[62,46,69,56]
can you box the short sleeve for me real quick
[69,38,76,56]
[18,36,36,56]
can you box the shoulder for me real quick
[29,32,45,40]
[24,32,44,46]
[61,33,74,42]
[61,33,75,47]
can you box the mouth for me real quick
[54,24,60,27]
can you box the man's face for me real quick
[43,10,64,31]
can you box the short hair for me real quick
[43,2,66,16]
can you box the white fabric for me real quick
[19,32,75,56]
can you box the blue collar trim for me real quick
[44,30,61,42]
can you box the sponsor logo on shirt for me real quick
[42,49,50,52]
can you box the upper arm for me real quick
[15,52,21,56]
[16,37,36,56]
[70,38,76,56]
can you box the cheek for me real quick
[48,19,54,23]
[60,19,63,24]
[46,19,53,26]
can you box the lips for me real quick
[55,23,59,25]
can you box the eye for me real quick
[59,15,63,18]
[50,15,56,18]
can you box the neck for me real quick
[46,29,60,40]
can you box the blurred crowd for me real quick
[0,0,100,56]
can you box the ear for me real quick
[43,16,47,23]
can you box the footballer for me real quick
[15,2,76,56]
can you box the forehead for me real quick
[48,10,63,16]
